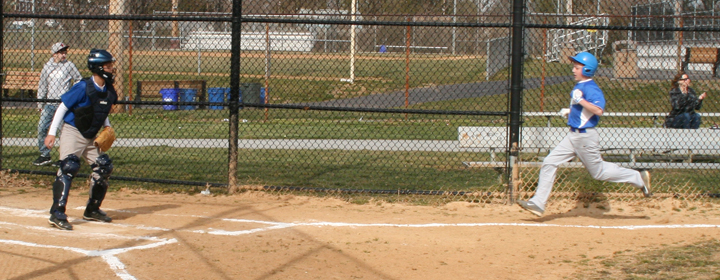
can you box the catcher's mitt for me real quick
[94,126,116,152]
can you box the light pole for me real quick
[31,0,35,71]
[452,0,457,55]
[342,0,357,83]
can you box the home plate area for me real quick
[1,190,720,280]
[0,204,326,280]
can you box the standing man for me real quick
[516,52,652,217]
[44,49,118,230]
[33,42,82,166]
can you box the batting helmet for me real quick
[569,51,598,77]
[88,49,116,82]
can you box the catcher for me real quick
[43,49,118,230]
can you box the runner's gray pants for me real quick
[528,128,644,211]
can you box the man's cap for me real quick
[51,42,69,54]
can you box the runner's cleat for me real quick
[517,200,544,217]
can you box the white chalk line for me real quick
[92,209,720,233]
[6,205,720,237]
[2,205,720,279]
[0,206,177,280]
[0,238,177,280]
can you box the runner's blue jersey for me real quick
[567,79,605,129]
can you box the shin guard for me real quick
[50,155,81,218]
[86,154,113,213]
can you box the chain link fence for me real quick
[2,0,719,204]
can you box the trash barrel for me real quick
[208,87,226,110]
[160,88,179,110]
[227,87,234,103]
[239,83,262,107]
[225,87,241,103]
[179,88,197,110]
[260,87,267,104]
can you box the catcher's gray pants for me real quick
[528,128,644,211]
[59,123,102,166]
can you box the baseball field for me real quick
[1,171,719,279]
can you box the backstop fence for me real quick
[2,0,720,204]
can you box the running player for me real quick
[517,52,652,217]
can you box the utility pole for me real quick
[109,0,126,113]
[172,0,179,43]
[675,0,684,72]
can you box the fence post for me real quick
[0,2,4,170]
[507,0,526,204]
[227,0,242,191]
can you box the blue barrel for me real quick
[226,87,242,103]
[260,87,267,104]
[160,88,179,110]
[208,87,226,110]
[179,88,197,110]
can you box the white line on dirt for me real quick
[211,220,720,234]
[2,205,719,278]
[8,205,720,235]
[0,238,177,280]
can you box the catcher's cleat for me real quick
[83,209,112,222]
[48,215,73,230]
[33,155,52,166]
[517,200,544,217]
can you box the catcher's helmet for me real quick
[569,51,598,77]
[87,49,116,82]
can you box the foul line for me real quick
[0,238,177,280]
[203,218,720,236]
[1,205,719,279]
[6,206,720,235]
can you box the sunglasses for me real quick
[679,77,690,81]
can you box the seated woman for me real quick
[666,71,707,129]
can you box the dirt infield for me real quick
[1,174,720,279]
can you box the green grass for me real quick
[576,239,720,279]
[3,49,488,105]
[3,106,503,139]
[3,146,502,191]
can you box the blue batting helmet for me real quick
[569,52,598,77]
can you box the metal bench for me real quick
[376,45,449,53]
[682,47,720,77]
[458,126,720,169]
[2,71,40,98]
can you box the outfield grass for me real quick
[4,146,503,191]
[3,48,487,105]
[2,107,501,139]
[575,239,720,279]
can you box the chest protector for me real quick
[73,77,117,139]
